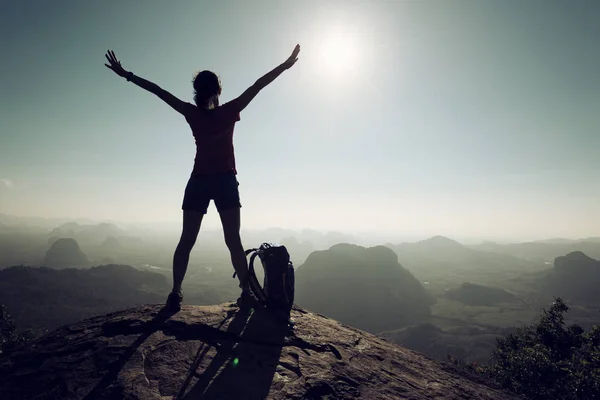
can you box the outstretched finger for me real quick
[110,50,118,62]
[105,53,113,65]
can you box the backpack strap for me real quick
[232,248,259,279]
[231,248,267,305]
[247,251,267,304]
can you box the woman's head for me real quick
[193,70,222,109]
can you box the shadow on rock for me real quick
[179,307,288,400]
[83,306,180,400]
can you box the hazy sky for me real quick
[1,0,599,241]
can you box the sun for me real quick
[317,29,359,76]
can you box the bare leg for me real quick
[172,210,203,293]
[219,207,249,288]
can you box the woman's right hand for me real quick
[282,44,301,69]
[104,50,129,78]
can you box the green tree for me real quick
[490,298,600,399]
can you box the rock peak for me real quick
[0,304,516,399]
[43,237,89,268]
[420,235,464,247]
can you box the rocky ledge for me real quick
[0,303,517,399]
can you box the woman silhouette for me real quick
[104,45,300,311]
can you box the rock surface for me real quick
[0,303,517,399]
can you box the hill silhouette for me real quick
[472,240,600,263]
[0,263,239,335]
[280,236,315,264]
[100,235,123,252]
[0,265,170,333]
[543,251,600,304]
[43,237,90,269]
[445,283,517,306]
[394,235,473,255]
[295,244,434,333]
[50,222,126,244]
[0,304,517,399]
[388,235,537,276]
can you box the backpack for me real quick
[237,243,295,316]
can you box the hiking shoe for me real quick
[236,290,259,310]
[166,290,183,312]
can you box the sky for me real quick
[1,0,599,242]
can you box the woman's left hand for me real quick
[282,44,301,69]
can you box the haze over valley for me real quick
[2,212,600,366]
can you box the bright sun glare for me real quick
[318,29,359,76]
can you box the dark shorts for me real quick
[181,172,241,214]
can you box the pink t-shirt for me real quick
[183,101,241,176]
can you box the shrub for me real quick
[490,298,600,399]
[0,304,32,355]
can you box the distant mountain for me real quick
[444,283,517,306]
[0,213,96,230]
[531,238,579,244]
[0,263,240,335]
[391,235,494,262]
[543,251,600,304]
[471,241,600,263]
[240,228,358,252]
[417,235,467,248]
[386,235,539,279]
[280,236,314,264]
[0,230,49,268]
[49,222,126,245]
[100,235,123,252]
[295,244,434,333]
[0,222,14,234]
[0,264,170,333]
[532,237,600,244]
[398,235,468,251]
[43,238,89,269]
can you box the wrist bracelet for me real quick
[126,72,134,81]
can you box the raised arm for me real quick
[230,44,300,112]
[104,50,188,115]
